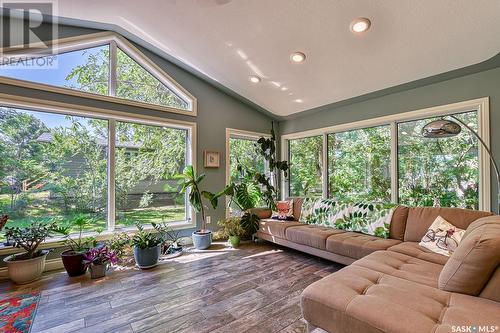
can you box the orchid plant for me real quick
[82,246,118,269]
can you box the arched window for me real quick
[0,32,196,115]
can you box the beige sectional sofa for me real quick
[256,198,500,333]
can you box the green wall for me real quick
[0,22,274,237]
[279,65,500,213]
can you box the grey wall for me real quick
[0,22,274,237]
[279,65,500,213]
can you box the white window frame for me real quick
[0,92,197,232]
[0,31,197,116]
[281,97,491,211]
[225,128,270,217]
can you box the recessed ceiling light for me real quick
[350,18,371,33]
[294,99,303,103]
[290,52,306,63]
[249,75,261,83]
[281,86,288,91]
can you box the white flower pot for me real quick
[3,250,48,284]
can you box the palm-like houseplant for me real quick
[176,165,231,249]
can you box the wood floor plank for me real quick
[0,242,342,333]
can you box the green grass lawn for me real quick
[0,191,186,242]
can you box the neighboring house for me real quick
[36,132,180,208]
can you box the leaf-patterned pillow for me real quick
[300,198,350,228]
[334,202,396,238]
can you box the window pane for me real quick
[116,48,189,110]
[0,45,109,95]
[229,136,265,184]
[288,136,323,197]
[0,107,108,240]
[398,111,479,209]
[328,126,391,202]
[115,121,187,227]
[228,136,266,214]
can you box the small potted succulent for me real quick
[82,245,118,279]
[53,215,99,277]
[131,223,163,269]
[1,218,57,284]
[217,217,245,248]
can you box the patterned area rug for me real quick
[0,292,40,333]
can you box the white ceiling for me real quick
[57,0,500,116]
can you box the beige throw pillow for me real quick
[419,216,465,256]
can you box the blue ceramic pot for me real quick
[133,245,161,269]
[192,231,212,250]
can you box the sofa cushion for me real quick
[404,207,492,242]
[480,266,500,302]
[258,219,303,239]
[388,242,448,265]
[290,197,304,221]
[285,225,346,250]
[438,216,500,296]
[352,251,443,287]
[325,232,401,260]
[389,205,408,241]
[301,265,500,333]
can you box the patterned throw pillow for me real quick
[300,198,350,227]
[300,198,395,238]
[419,216,465,256]
[334,202,396,238]
[272,200,294,220]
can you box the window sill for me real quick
[0,219,195,256]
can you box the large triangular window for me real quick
[0,33,195,115]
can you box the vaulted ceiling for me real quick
[55,0,500,116]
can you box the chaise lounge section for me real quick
[256,198,500,333]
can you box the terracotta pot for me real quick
[61,250,87,277]
[3,250,48,284]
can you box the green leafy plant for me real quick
[175,165,232,232]
[217,217,245,238]
[52,215,100,253]
[130,223,162,249]
[3,220,57,259]
[253,123,290,210]
[108,232,132,261]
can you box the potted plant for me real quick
[82,245,118,279]
[217,217,245,247]
[176,165,231,250]
[108,232,133,264]
[1,219,57,284]
[53,215,99,277]
[152,222,183,257]
[131,223,163,269]
[228,122,290,236]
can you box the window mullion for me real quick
[109,40,117,97]
[322,133,328,199]
[390,122,399,204]
[107,119,116,231]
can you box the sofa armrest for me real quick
[249,207,272,219]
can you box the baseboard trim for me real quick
[0,257,64,281]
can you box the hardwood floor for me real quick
[0,242,343,333]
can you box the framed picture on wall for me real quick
[204,150,220,168]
